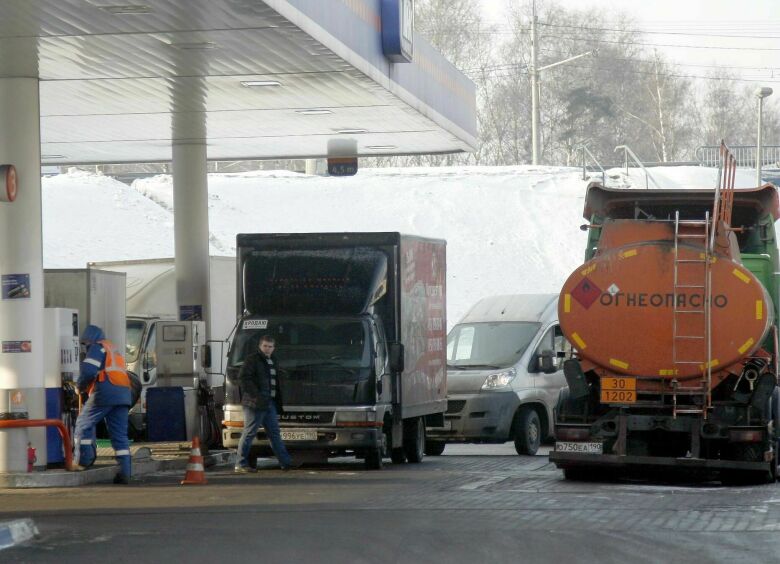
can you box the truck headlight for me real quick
[481,368,516,390]
[335,411,376,423]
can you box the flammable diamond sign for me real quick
[571,277,602,309]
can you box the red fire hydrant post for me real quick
[27,442,37,472]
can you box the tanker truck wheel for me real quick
[513,407,541,456]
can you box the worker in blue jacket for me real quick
[73,324,133,484]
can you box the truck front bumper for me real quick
[222,425,383,451]
[426,391,519,442]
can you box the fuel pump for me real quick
[43,307,80,467]
[147,321,218,444]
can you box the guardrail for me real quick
[0,418,73,470]
[695,145,780,168]
[614,145,660,189]
[575,145,606,184]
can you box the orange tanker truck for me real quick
[551,160,780,484]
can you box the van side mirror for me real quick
[389,342,404,373]
[539,350,557,374]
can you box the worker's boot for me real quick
[114,454,131,485]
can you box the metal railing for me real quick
[695,145,780,168]
[0,418,73,470]
[575,145,606,184]
[614,145,660,189]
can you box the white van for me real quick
[426,294,570,456]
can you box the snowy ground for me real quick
[42,164,759,328]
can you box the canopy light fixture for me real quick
[296,109,333,115]
[336,128,368,134]
[41,154,67,159]
[367,145,397,150]
[171,41,217,50]
[100,5,152,15]
[241,80,281,88]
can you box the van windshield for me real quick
[447,321,541,369]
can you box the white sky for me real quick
[479,0,780,88]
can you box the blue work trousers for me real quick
[74,396,131,478]
[236,403,292,468]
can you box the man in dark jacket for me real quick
[235,334,295,472]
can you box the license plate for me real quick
[601,377,637,403]
[281,429,317,441]
[555,441,603,454]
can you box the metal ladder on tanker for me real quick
[671,210,712,417]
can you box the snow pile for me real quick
[42,164,759,327]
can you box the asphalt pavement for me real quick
[1,443,779,563]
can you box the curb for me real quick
[0,519,38,550]
[0,451,232,488]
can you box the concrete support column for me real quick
[172,142,211,337]
[0,78,44,472]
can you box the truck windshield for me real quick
[229,317,373,406]
[126,319,146,363]
[447,322,541,369]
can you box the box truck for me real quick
[222,232,447,469]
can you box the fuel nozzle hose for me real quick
[197,381,221,449]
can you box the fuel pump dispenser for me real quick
[42,307,80,467]
[146,320,215,442]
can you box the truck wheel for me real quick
[424,441,446,456]
[403,417,425,463]
[365,448,383,470]
[513,407,541,456]
[391,448,406,464]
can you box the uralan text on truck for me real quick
[222,232,447,469]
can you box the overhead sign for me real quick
[328,157,359,177]
[381,0,414,63]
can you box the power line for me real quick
[536,21,780,40]
[461,60,780,84]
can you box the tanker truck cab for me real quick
[427,294,569,456]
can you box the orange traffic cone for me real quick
[181,436,207,485]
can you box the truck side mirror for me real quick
[389,342,404,373]
[539,350,557,374]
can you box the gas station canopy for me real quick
[0,0,477,165]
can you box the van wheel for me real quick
[391,448,406,464]
[403,417,425,463]
[424,440,446,456]
[365,448,383,470]
[513,407,541,456]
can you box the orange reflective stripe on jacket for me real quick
[95,339,131,389]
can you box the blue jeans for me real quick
[236,403,292,468]
[74,396,131,477]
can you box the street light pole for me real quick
[529,0,596,166]
[530,1,539,165]
[755,86,773,186]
